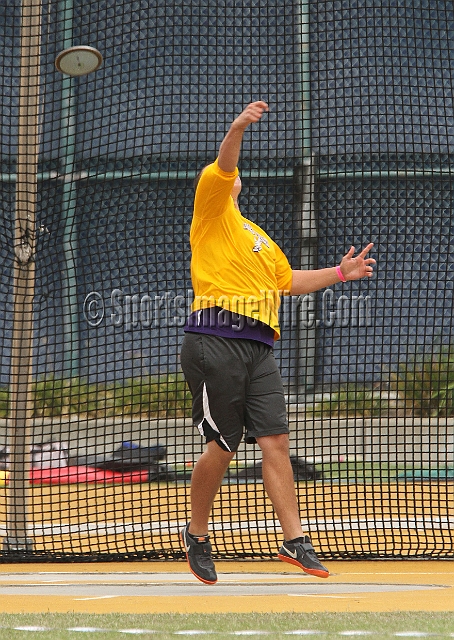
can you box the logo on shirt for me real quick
[243,223,270,253]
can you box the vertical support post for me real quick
[295,0,317,391]
[4,0,42,552]
[59,0,79,377]
[297,155,317,390]
[301,0,311,160]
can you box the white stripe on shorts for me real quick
[197,382,231,452]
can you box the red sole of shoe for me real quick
[188,560,217,585]
[278,552,330,579]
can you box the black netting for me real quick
[0,0,453,561]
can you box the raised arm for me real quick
[217,101,269,172]
[290,243,375,295]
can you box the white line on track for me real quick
[0,516,452,537]
[67,628,111,633]
[74,595,119,601]
[287,594,368,599]
[118,631,157,635]
[0,628,449,636]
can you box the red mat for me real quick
[29,466,149,484]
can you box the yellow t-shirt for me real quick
[189,159,293,339]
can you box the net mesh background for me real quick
[0,0,453,561]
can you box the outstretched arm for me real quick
[218,101,269,172]
[290,243,375,295]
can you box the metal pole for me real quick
[301,0,311,160]
[4,0,42,552]
[295,0,317,392]
[59,0,80,377]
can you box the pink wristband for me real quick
[336,265,346,282]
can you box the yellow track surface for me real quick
[0,560,452,613]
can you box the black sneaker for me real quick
[180,524,217,585]
[278,536,329,578]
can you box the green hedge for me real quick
[0,374,192,419]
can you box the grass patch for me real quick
[0,612,453,638]
[320,459,402,483]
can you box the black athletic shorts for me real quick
[180,333,289,452]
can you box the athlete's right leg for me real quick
[180,440,235,585]
[189,440,235,536]
[179,334,248,583]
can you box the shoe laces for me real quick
[194,544,214,567]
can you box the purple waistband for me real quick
[184,306,275,347]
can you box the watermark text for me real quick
[83,288,373,330]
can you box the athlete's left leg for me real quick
[256,432,304,540]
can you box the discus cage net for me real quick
[0,0,453,561]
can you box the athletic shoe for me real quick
[180,524,217,585]
[278,536,330,578]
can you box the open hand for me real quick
[339,243,376,281]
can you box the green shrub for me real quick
[389,342,454,417]
[115,374,191,418]
[307,387,389,418]
[32,376,109,417]
[29,373,191,419]
[0,387,8,418]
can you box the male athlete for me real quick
[180,101,375,584]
